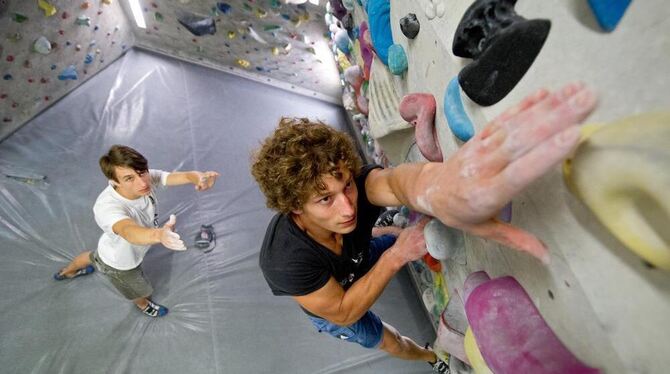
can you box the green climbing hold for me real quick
[12,13,29,23]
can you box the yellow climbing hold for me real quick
[236,59,250,68]
[564,112,670,270]
[464,327,493,374]
[102,0,112,4]
[228,31,236,39]
[37,0,57,17]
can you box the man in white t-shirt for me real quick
[54,145,219,317]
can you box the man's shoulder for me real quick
[259,214,317,268]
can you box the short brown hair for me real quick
[251,117,362,214]
[99,145,148,182]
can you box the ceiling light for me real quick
[128,0,146,29]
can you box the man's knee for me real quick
[379,324,403,354]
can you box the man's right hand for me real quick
[160,214,186,251]
[387,217,430,264]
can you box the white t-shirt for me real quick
[93,169,169,270]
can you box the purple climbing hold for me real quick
[329,0,348,20]
[464,275,602,374]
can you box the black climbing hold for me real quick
[400,13,420,39]
[452,0,550,106]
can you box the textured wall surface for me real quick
[127,0,342,102]
[0,0,134,140]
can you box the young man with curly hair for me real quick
[251,83,596,372]
[54,145,219,317]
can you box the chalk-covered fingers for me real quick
[388,217,430,264]
[160,214,186,251]
[461,219,550,264]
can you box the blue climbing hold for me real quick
[216,2,231,14]
[84,54,93,64]
[587,0,631,32]
[334,29,351,54]
[366,0,392,65]
[387,44,407,75]
[444,77,475,142]
[58,65,78,80]
[3,74,12,80]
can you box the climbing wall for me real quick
[0,0,134,140]
[126,0,343,102]
[331,0,670,372]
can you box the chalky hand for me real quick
[415,82,598,263]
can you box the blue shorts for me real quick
[308,310,384,349]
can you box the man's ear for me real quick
[291,209,303,215]
[109,180,118,187]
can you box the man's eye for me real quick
[319,196,331,204]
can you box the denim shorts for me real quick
[308,310,383,349]
[89,251,153,300]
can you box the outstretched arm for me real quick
[166,171,220,191]
[365,82,598,263]
[112,214,186,250]
[293,219,429,325]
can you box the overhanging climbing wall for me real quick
[329,0,670,372]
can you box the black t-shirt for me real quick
[258,165,383,315]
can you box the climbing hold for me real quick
[366,0,393,66]
[399,13,420,39]
[75,15,91,26]
[58,65,78,80]
[61,11,68,19]
[587,0,631,32]
[328,0,348,20]
[357,22,374,80]
[6,55,14,62]
[248,27,268,44]
[176,10,216,36]
[342,0,355,10]
[75,44,82,51]
[154,12,163,22]
[216,2,231,14]
[3,74,12,80]
[227,31,236,39]
[436,297,469,365]
[399,93,442,161]
[80,1,90,9]
[444,76,475,142]
[101,0,111,4]
[387,44,407,75]
[464,327,493,374]
[424,218,465,261]
[255,8,267,19]
[263,24,281,32]
[367,57,409,139]
[452,0,550,106]
[12,12,29,23]
[37,0,57,17]
[8,33,21,42]
[84,53,94,64]
[498,202,512,223]
[33,36,52,54]
[464,274,601,373]
[236,58,250,68]
[564,112,670,271]
[334,29,351,54]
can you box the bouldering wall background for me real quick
[0,0,135,140]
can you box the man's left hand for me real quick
[195,171,220,191]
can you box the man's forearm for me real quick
[332,249,406,325]
[165,171,199,186]
[117,224,162,246]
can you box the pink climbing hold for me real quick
[464,274,601,374]
[399,93,442,162]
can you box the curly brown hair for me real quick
[251,117,362,214]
